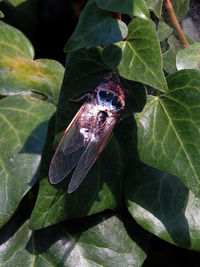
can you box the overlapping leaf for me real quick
[162,35,180,74]
[157,19,173,42]
[125,162,200,252]
[0,10,3,18]
[96,0,150,19]
[169,0,190,21]
[0,21,64,104]
[176,43,200,70]
[146,0,163,18]
[135,69,200,196]
[64,0,128,53]
[1,212,149,266]
[102,18,168,92]
[0,94,55,227]
[29,47,146,229]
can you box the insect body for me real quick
[49,75,126,193]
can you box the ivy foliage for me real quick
[1,0,200,266]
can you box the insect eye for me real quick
[99,91,113,102]
[112,96,122,110]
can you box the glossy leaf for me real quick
[135,69,200,196]
[0,94,56,227]
[176,43,200,70]
[29,47,146,228]
[29,119,124,228]
[0,21,64,104]
[162,35,180,74]
[64,0,128,53]
[0,10,4,18]
[126,162,200,252]
[96,0,150,19]
[1,212,149,266]
[146,0,163,18]
[102,18,168,92]
[157,19,173,42]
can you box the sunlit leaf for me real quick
[0,21,64,104]
[146,0,163,18]
[176,43,200,70]
[157,19,173,42]
[0,94,55,227]
[135,69,200,196]
[103,18,168,91]
[29,47,146,228]
[162,35,180,74]
[1,212,149,266]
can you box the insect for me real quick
[49,74,127,193]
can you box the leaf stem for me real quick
[164,0,189,47]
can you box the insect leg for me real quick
[70,93,91,103]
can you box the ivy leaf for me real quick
[29,47,146,228]
[0,212,149,266]
[162,35,180,74]
[64,0,128,53]
[126,162,200,252]
[135,69,200,196]
[96,0,150,19]
[157,19,173,42]
[0,94,56,228]
[176,43,200,71]
[30,132,124,228]
[102,18,168,92]
[3,0,26,6]
[0,10,4,18]
[0,21,64,104]
[169,0,190,22]
[145,0,163,18]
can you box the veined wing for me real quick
[49,102,89,184]
[67,115,117,193]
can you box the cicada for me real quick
[49,75,127,193]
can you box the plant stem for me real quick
[164,0,189,47]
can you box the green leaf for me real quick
[169,0,190,22]
[176,43,200,71]
[64,0,128,53]
[6,0,27,6]
[29,47,146,228]
[102,18,168,92]
[1,212,149,266]
[0,94,56,228]
[145,0,163,18]
[0,10,4,18]
[0,21,64,104]
[135,69,200,196]
[162,35,180,74]
[157,19,173,42]
[30,118,124,228]
[96,0,150,19]
[126,162,200,251]
[0,20,34,58]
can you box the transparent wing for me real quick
[67,116,117,193]
[49,103,89,184]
